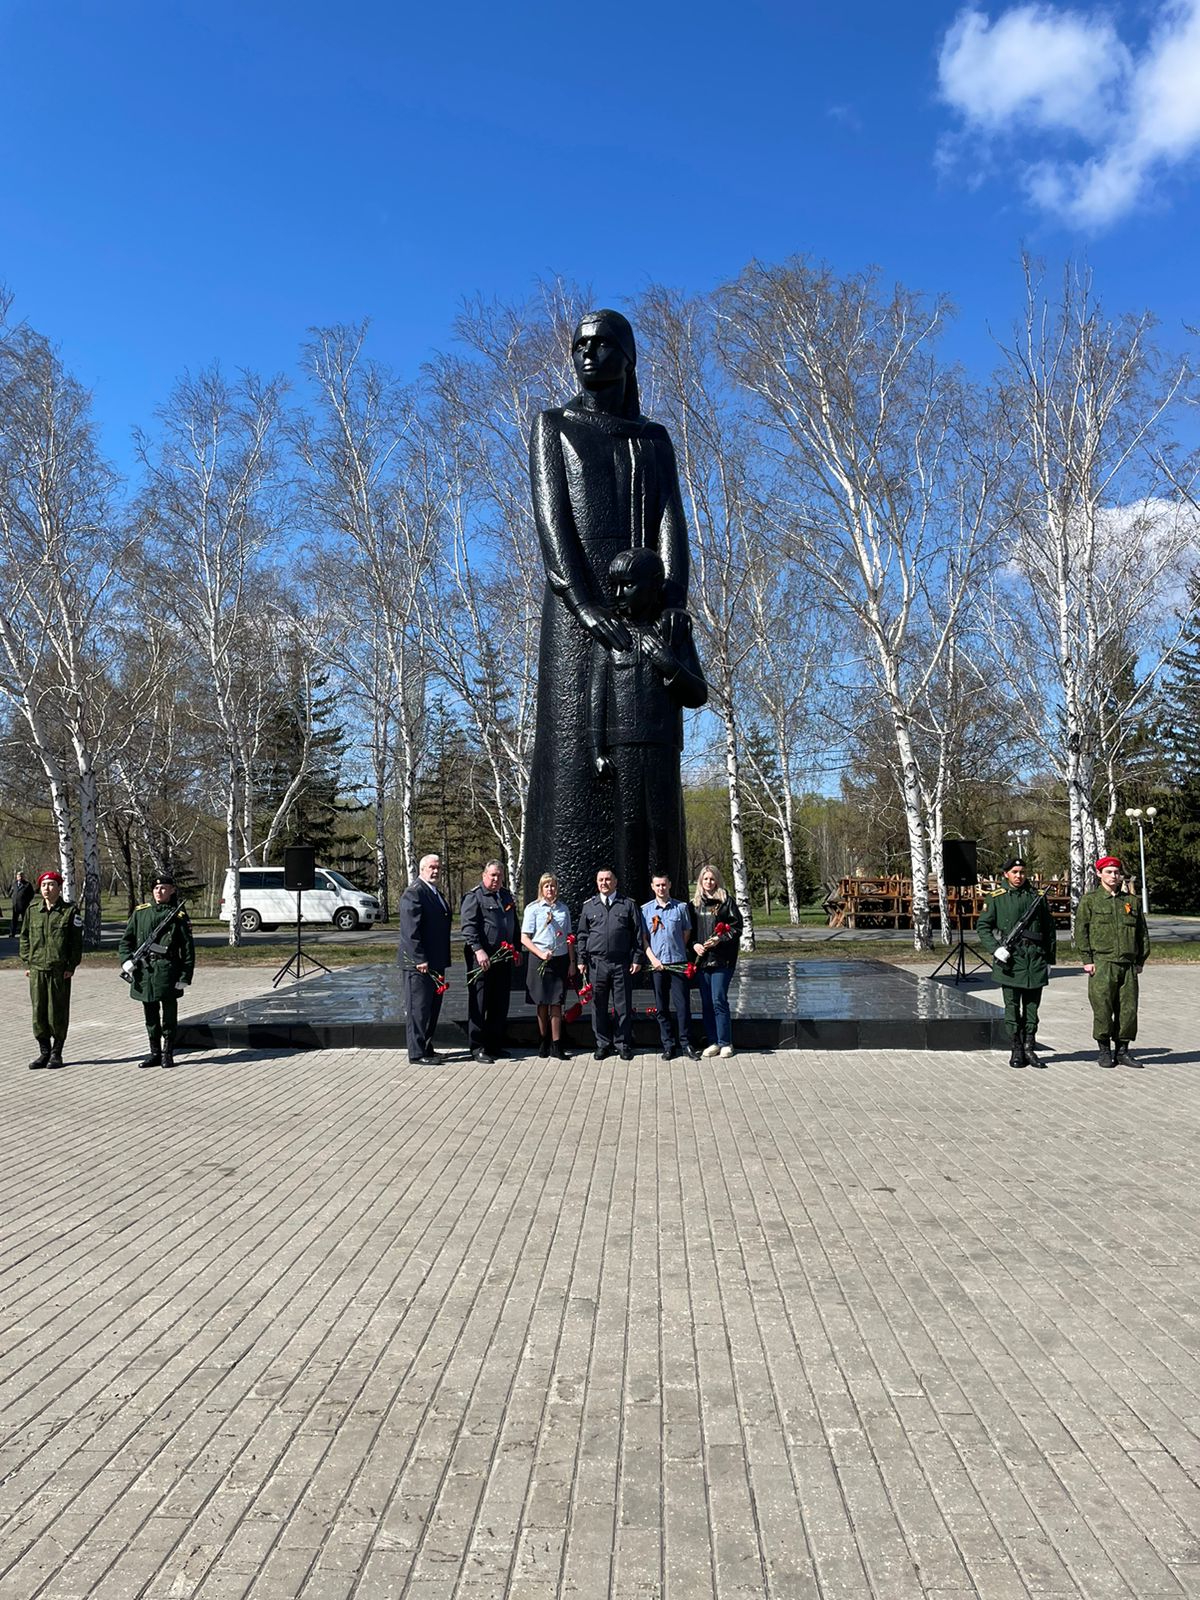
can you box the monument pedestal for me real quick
[176,960,1006,1053]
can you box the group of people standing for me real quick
[978,852,1150,1068]
[12,868,194,1069]
[398,856,743,1067]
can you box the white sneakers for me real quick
[702,1043,720,1058]
[719,1046,735,1058]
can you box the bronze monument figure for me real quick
[524,309,703,914]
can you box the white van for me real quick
[220,866,381,933]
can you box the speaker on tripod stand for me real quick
[272,846,332,987]
[930,840,989,983]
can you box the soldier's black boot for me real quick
[161,1042,176,1070]
[47,1039,65,1069]
[28,1037,51,1070]
[1024,1031,1046,1068]
[1097,1037,1114,1068]
[1008,1035,1026,1069]
[1114,1041,1140,1068]
[139,1044,162,1068]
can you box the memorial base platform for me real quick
[176,959,1007,1052]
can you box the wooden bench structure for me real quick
[824,875,1073,931]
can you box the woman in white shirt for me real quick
[521,871,576,1059]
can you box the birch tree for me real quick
[424,284,586,883]
[996,261,1199,904]
[296,323,439,885]
[717,260,998,950]
[136,365,291,943]
[0,298,125,941]
[637,284,764,947]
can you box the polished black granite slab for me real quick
[176,960,1006,1052]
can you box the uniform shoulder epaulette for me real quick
[137,901,152,910]
[992,887,1006,896]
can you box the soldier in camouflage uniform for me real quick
[119,873,195,1070]
[1074,854,1150,1069]
[19,869,84,1069]
[976,857,1058,1069]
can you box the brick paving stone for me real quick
[1,964,1199,1597]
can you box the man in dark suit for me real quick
[10,870,34,938]
[576,866,644,1061]
[460,859,520,1064]
[398,853,453,1065]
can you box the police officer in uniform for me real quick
[977,856,1057,1069]
[460,860,520,1063]
[398,853,453,1065]
[576,866,644,1060]
[1074,854,1150,1068]
[119,873,195,1069]
[20,869,84,1069]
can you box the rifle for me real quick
[993,889,1051,966]
[120,903,183,984]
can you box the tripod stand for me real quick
[930,882,990,983]
[272,886,332,988]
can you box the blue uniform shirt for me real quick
[640,898,692,964]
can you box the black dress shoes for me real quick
[472,1050,496,1064]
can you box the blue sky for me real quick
[2,0,1197,473]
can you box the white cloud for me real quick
[939,6,1128,135]
[937,1,1200,226]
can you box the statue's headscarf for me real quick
[574,308,641,420]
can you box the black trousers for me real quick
[143,996,180,1044]
[590,958,633,1049]
[466,959,512,1055]
[651,969,690,1050]
[404,969,443,1060]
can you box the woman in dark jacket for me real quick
[691,864,743,1058]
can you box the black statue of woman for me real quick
[524,309,694,915]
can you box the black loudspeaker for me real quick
[942,839,977,885]
[284,846,316,891]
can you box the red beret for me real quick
[37,870,63,886]
[1094,855,1123,872]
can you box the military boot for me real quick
[1097,1037,1114,1068]
[1008,1035,1026,1069]
[47,1040,65,1069]
[139,1045,162,1069]
[1023,1032,1046,1068]
[28,1037,52,1070]
[161,1042,176,1070]
[1114,1041,1140,1068]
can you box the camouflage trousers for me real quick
[1088,961,1139,1041]
[29,968,72,1042]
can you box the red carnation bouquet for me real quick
[403,955,448,995]
[468,940,518,984]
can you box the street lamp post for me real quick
[1005,827,1031,862]
[1123,807,1158,915]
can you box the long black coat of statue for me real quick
[524,311,691,915]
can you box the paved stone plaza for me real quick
[1,963,1198,1599]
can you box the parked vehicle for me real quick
[219,867,381,933]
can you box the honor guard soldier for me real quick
[1074,854,1150,1068]
[977,857,1058,1068]
[20,869,84,1069]
[119,873,195,1069]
